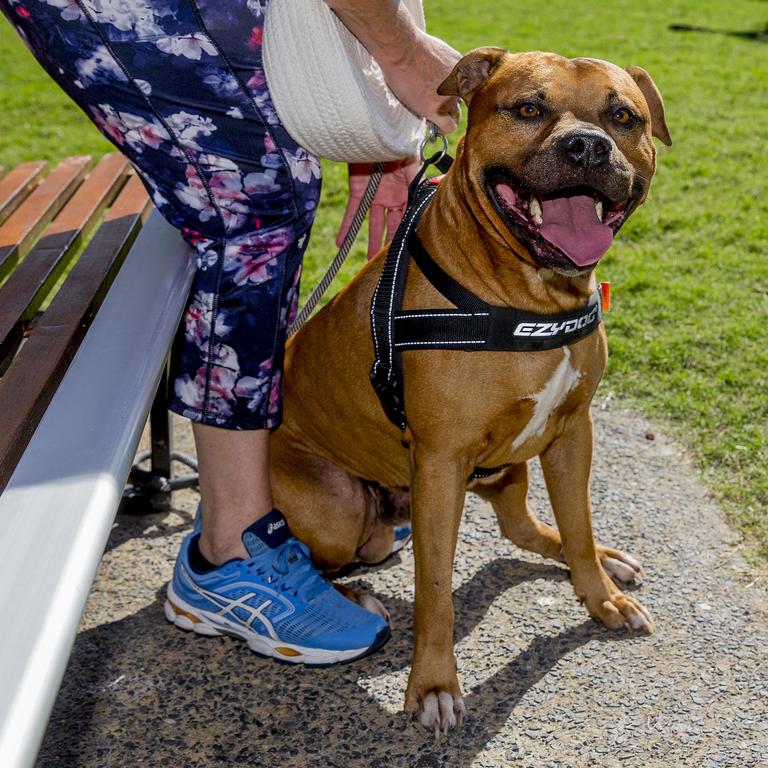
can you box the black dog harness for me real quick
[369,174,603,440]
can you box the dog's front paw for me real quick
[597,545,644,583]
[586,589,654,634]
[405,675,466,734]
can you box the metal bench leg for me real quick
[120,361,199,514]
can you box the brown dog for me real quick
[270,48,671,732]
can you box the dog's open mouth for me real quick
[487,173,635,271]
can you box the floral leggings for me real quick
[1,0,322,429]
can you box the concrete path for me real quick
[37,407,768,768]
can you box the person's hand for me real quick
[336,157,421,260]
[377,30,462,135]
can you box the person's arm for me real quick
[324,1,461,257]
[323,0,460,134]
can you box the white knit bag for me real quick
[262,0,426,162]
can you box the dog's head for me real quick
[439,49,671,276]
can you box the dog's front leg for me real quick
[539,409,654,633]
[405,445,469,733]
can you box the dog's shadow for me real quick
[38,535,644,768]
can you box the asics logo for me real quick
[268,519,286,535]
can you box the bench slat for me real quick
[46,153,128,236]
[0,154,130,368]
[0,176,150,492]
[108,170,152,221]
[0,161,48,228]
[0,156,91,283]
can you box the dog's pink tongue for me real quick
[540,195,613,267]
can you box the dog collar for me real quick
[370,179,603,431]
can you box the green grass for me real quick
[1,2,766,559]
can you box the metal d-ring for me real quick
[420,122,449,165]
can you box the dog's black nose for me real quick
[559,131,611,167]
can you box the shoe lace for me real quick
[269,539,329,601]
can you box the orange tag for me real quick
[600,281,611,312]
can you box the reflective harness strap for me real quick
[369,178,603,437]
[369,183,437,431]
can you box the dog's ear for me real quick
[438,47,508,103]
[625,66,672,146]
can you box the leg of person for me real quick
[2,0,390,663]
[192,424,272,561]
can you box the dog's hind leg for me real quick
[270,435,406,570]
[270,441,369,570]
[355,484,410,564]
[474,463,643,583]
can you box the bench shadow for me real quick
[37,553,646,768]
[102,506,194,553]
[669,22,768,42]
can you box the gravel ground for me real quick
[37,405,768,768]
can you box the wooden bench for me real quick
[0,155,198,768]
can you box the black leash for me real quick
[289,127,455,336]
[369,155,603,435]
[289,162,385,336]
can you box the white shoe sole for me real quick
[164,582,387,666]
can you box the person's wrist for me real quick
[367,14,420,70]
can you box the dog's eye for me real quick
[612,108,634,126]
[518,103,541,118]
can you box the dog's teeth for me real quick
[530,198,543,225]
[595,200,603,221]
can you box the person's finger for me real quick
[385,206,405,244]
[448,101,462,126]
[430,108,459,136]
[337,163,374,246]
[368,204,387,260]
[429,97,461,135]
[336,199,358,247]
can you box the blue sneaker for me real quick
[191,502,202,533]
[391,522,412,554]
[165,509,390,665]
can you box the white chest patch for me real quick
[512,347,582,449]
